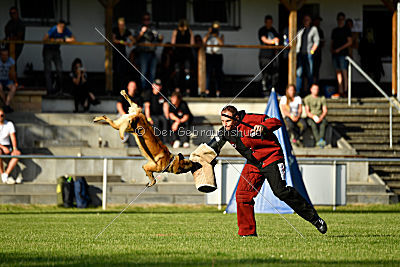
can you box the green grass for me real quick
[0,204,399,266]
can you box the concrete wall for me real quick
[0,0,389,82]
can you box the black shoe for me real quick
[312,217,327,234]
[240,233,258,238]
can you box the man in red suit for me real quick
[208,105,327,236]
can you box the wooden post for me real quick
[288,9,297,85]
[393,10,397,96]
[197,47,206,95]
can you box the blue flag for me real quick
[225,89,312,214]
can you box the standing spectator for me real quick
[70,58,100,112]
[135,13,163,91]
[279,84,307,146]
[4,6,25,63]
[144,79,170,143]
[42,20,75,95]
[203,21,224,97]
[112,17,135,94]
[345,18,359,59]
[331,12,352,97]
[258,15,279,97]
[313,16,324,83]
[171,19,194,96]
[0,108,21,184]
[169,92,192,148]
[359,28,384,83]
[158,44,175,95]
[0,49,17,113]
[296,14,319,96]
[117,81,143,115]
[304,84,328,148]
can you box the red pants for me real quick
[235,164,265,236]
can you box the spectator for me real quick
[345,18,359,59]
[43,20,75,95]
[135,12,163,91]
[117,81,143,115]
[0,49,17,113]
[359,28,384,83]
[279,84,307,146]
[258,15,279,97]
[296,14,319,96]
[331,12,352,97]
[304,84,328,148]
[4,6,25,63]
[70,58,100,113]
[158,44,175,95]
[144,79,170,143]
[112,17,135,94]
[169,92,191,148]
[203,21,224,97]
[0,108,21,184]
[312,16,324,83]
[171,19,194,96]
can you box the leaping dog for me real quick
[93,90,193,187]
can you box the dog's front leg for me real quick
[142,161,157,187]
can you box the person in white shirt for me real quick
[0,108,21,184]
[279,84,307,146]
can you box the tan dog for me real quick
[93,90,193,187]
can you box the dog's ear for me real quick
[178,153,184,161]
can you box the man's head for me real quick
[9,6,19,20]
[337,12,346,27]
[313,16,322,27]
[0,108,5,124]
[264,15,273,29]
[126,81,137,96]
[171,92,182,107]
[221,105,239,131]
[56,20,66,33]
[310,84,320,96]
[0,49,9,63]
[303,14,312,27]
[152,79,162,95]
[118,17,126,31]
[142,12,151,26]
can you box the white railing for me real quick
[1,155,399,209]
[346,56,400,148]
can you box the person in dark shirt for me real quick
[144,79,170,143]
[112,17,135,94]
[117,80,143,115]
[169,92,191,148]
[42,20,75,95]
[207,105,327,237]
[4,6,25,62]
[331,12,352,97]
[258,15,279,97]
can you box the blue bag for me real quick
[74,176,90,208]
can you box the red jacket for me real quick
[208,111,284,168]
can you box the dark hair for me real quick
[142,12,151,18]
[303,14,312,19]
[221,105,238,117]
[71,58,82,72]
[171,91,182,100]
[9,6,17,12]
[337,12,345,20]
[264,15,273,21]
[0,48,8,53]
[58,19,66,25]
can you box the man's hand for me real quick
[290,114,299,123]
[141,26,148,33]
[11,149,20,156]
[0,145,10,154]
[251,125,264,136]
[171,120,180,132]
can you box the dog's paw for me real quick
[146,180,157,187]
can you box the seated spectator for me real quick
[70,58,100,112]
[43,20,75,95]
[279,84,307,146]
[0,48,17,113]
[117,81,143,115]
[144,79,170,143]
[169,92,192,148]
[0,108,21,184]
[304,84,328,148]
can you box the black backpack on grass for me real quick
[56,176,75,208]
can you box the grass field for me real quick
[0,204,399,266]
